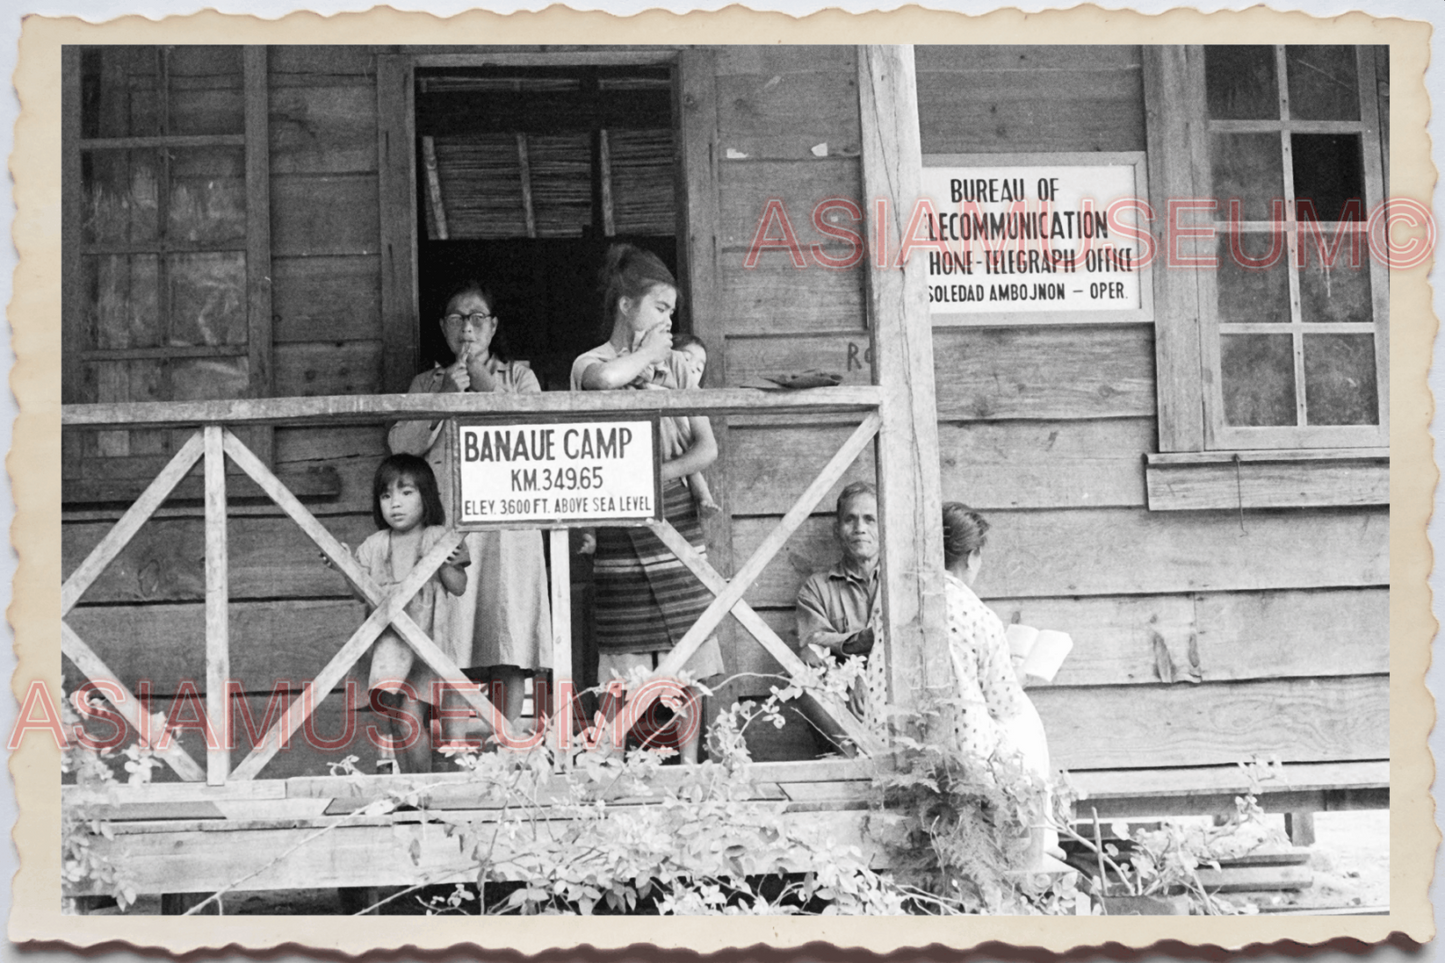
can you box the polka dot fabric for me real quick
[943,572,1031,761]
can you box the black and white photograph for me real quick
[18,8,1433,948]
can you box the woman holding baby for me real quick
[389,282,552,736]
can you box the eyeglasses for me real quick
[443,312,496,330]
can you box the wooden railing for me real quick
[62,388,886,785]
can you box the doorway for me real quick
[413,64,681,390]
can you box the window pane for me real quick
[1206,46,1280,119]
[84,255,161,349]
[167,47,245,136]
[80,47,162,139]
[168,147,247,243]
[1292,133,1365,222]
[1217,232,1289,323]
[83,150,159,244]
[172,357,250,401]
[1299,241,1373,324]
[169,253,248,347]
[1222,334,1296,427]
[1286,46,1360,121]
[1211,134,1284,222]
[1304,334,1378,425]
[80,46,243,139]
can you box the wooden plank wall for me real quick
[702,46,877,759]
[712,45,1389,775]
[63,47,394,780]
[268,46,393,517]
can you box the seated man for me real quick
[795,481,885,723]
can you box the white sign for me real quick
[920,155,1149,320]
[454,417,660,528]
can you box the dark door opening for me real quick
[413,65,680,391]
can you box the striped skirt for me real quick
[593,479,715,662]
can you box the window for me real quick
[1143,46,1389,509]
[61,45,273,502]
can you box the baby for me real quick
[671,335,720,518]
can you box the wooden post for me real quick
[61,47,82,409]
[548,529,573,755]
[1142,46,1206,453]
[203,426,230,785]
[516,133,536,239]
[377,54,418,393]
[857,45,949,719]
[598,128,616,236]
[242,45,274,468]
[1285,811,1317,847]
[421,135,449,240]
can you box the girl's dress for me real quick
[942,571,1050,775]
[356,525,462,703]
[388,358,553,673]
[569,343,725,682]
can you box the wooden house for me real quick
[59,43,1389,899]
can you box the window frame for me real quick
[1142,45,1389,510]
[61,45,275,502]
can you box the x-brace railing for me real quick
[598,411,886,756]
[62,388,893,781]
[61,426,512,785]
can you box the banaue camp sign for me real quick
[454,415,661,528]
[920,153,1151,323]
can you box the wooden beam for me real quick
[61,47,83,408]
[413,50,680,69]
[856,45,948,717]
[1145,455,1389,510]
[515,132,536,239]
[71,808,872,897]
[598,128,616,236]
[420,135,449,240]
[1070,759,1389,800]
[60,622,207,782]
[203,427,231,785]
[61,430,204,615]
[377,54,418,393]
[61,386,885,429]
[547,528,572,751]
[79,134,248,151]
[243,45,274,469]
[1142,46,1206,452]
[646,519,884,756]
[66,756,880,810]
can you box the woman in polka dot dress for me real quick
[939,502,1050,777]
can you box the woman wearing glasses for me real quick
[389,281,552,743]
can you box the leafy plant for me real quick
[1061,755,1287,915]
[865,709,1082,915]
[60,693,161,912]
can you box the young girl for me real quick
[346,454,469,773]
[670,334,721,518]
